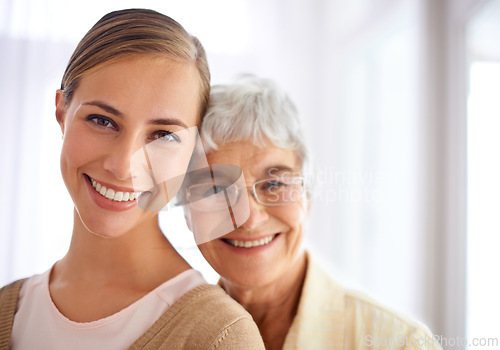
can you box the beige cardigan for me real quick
[283,253,441,349]
[0,280,264,350]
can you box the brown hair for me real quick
[61,8,210,121]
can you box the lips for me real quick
[222,234,279,248]
[86,175,143,202]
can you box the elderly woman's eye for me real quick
[152,130,181,143]
[263,180,286,191]
[204,185,225,196]
[189,184,223,199]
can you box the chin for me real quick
[220,264,278,288]
[76,210,135,239]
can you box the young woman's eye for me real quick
[152,130,181,143]
[88,115,115,129]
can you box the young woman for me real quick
[0,9,264,349]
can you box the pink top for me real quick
[11,267,206,349]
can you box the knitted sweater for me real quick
[282,253,441,349]
[0,280,264,350]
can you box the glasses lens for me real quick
[184,164,244,212]
[182,164,250,245]
[188,183,239,211]
[255,176,304,205]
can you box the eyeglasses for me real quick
[186,176,305,212]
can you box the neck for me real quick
[221,251,307,350]
[54,209,190,290]
[48,209,192,322]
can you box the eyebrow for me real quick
[83,101,123,117]
[149,118,189,129]
[188,169,229,183]
[83,100,189,129]
[263,165,296,176]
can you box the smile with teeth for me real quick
[88,176,142,202]
[223,234,278,248]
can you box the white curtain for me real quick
[1,0,479,341]
[0,36,75,281]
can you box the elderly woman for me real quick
[188,77,441,349]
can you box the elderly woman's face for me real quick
[197,141,308,288]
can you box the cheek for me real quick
[275,203,306,233]
[198,242,221,268]
[133,134,196,192]
[188,210,230,245]
[148,147,194,183]
[60,127,101,175]
[61,138,85,172]
[61,137,84,165]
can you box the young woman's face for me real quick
[56,56,200,238]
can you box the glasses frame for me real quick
[247,176,305,207]
[185,175,306,211]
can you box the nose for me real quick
[240,192,269,230]
[102,136,141,181]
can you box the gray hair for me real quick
[200,76,314,194]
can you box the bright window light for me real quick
[467,61,500,339]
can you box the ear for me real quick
[55,90,67,135]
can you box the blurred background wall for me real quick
[1,0,499,345]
